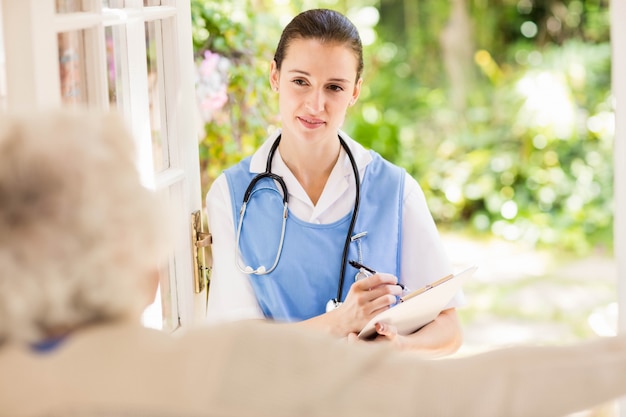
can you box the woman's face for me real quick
[270,38,362,146]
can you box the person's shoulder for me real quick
[208,172,227,189]
[337,130,374,172]
[223,130,282,176]
[247,128,282,172]
[338,130,367,154]
[363,149,406,179]
[176,320,270,343]
[176,320,331,349]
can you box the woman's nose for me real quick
[305,89,325,113]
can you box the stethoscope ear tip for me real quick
[256,265,266,274]
[244,266,254,273]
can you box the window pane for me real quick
[159,258,177,331]
[144,0,162,5]
[142,188,178,332]
[146,20,169,172]
[56,0,82,13]
[141,260,172,330]
[58,30,87,106]
[105,26,128,110]
[102,0,125,9]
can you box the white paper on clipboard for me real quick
[358,265,477,340]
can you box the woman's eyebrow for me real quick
[287,69,350,84]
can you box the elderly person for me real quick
[1,108,626,417]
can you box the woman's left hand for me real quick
[346,322,409,350]
[347,309,463,357]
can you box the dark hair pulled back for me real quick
[273,9,364,82]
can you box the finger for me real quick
[368,293,399,314]
[364,285,402,304]
[346,332,360,343]
[354,273,398,290]
[375,322,398,339]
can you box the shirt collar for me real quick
[249,128,373,176]
[30,335,67,353]
[249,129,281,174]
[337,129,372,179]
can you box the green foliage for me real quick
[191,0,280,192]
[425,41,613,255]
[192,0,613,255]
[346,0,613,255]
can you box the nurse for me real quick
[206,8,464,356]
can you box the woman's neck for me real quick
[279,137,341,206]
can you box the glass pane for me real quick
[159,258,177,331]
[56,0,82,13]
[141,188,178,332]
[105,26,128,110]
[146,20,169,172]
[141,260,172,330]
[144,0,162,5]
[102,0,125,9]
[58,30,87,106]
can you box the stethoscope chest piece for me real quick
[325,298,342,312]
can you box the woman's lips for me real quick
[298,116,325,129]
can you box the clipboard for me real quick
[357,265,477,340]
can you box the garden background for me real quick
[192,2,615,410]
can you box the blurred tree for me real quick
[440,0,475,112]
[351,0,612,253]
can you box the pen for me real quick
[348,260,406,290]
[348,260,376,275]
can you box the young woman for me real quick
[206,9,463,355]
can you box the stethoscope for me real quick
[235,134,361,313]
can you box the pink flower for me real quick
[195,50,230,122]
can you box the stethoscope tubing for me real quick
[236,134,361,305]
[334,136,360,303]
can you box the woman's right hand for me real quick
[332,273,402,335]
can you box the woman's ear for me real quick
[269,60,280,92]
[350,78,363,106]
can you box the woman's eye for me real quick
[293,79,307,86]
[328,85,344,92]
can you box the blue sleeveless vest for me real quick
[224,149,405,322]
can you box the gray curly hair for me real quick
[0,109,169,344]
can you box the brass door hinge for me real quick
[191,210,212,294]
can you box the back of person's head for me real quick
[0,109,169,345]
[273,8,364,81]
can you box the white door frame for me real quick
[0,0,206,328]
